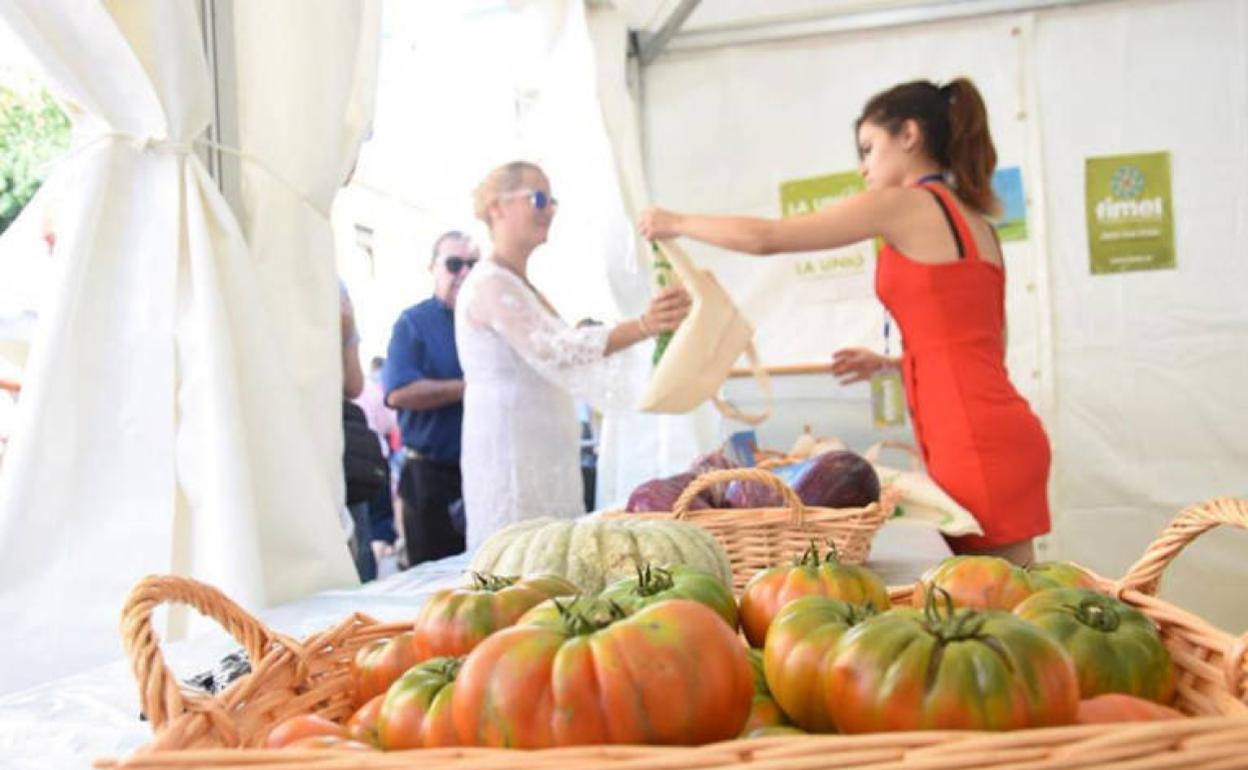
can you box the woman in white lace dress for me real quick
[455,161,690,550]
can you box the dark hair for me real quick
[429,230,468,267]
[856,78,999,215]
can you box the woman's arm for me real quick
[640,188,907,256]
[603,287,690,355]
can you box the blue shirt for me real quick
[382,297,463,463]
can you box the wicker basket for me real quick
[602,467,891,592]
[99,497,1248,769]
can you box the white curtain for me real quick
[0,0,374,694]
[583,3,719,507]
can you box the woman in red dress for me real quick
[640,78,1050,565]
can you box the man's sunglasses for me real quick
[444,256,479,274]
[498,188,558,211]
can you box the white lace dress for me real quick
[455,260,628,550]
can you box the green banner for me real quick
[779,171,874,280]
[1085,152,1175,274]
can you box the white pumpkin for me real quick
[469,516,732,594]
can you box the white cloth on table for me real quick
[455,259,631,550]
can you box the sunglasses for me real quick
[498,188,559,211]
[444,256,478,274]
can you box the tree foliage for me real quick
[0,85,70,235]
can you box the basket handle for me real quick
[672,467,806,524]
[1116,497,1248,597]
[120,574,284,731]
[862,440,923,471]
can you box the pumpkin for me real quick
[825,590,1080,732]
[411,573,577,659]
[739,542,889,647]
[1013,587,1176,703]
[599,563,738,629]
[468,516,733,593]
[452,598,753,748]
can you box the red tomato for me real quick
[378,656,461,750]
[1076,693,1185,724]
[411,573,577,659]
[739,542,889,647]
[453,599,753,748]
[345,693,384,747]
[826,589,1080,732]
[264,713,344,748]
[350,631,422,707]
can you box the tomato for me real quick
[1076,693,1184,724]
[350,632,422,706]
[264,713,345,748]
[411,573,578,659]
[916,557,1103,612]
[762,596,875,732]
[1013,587,1175,703]
[914,555,1035,611]
[599,564,738,629]
[378,656,461,750]
[825,590,1080,732]
[345,693,384,747]
[1027,561,1099,591]
[743,725,807,738]
[741,647,790,735]
[282,735,376,751]
[739,542,890,647]
[453,599,753,748]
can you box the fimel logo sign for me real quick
[1094,164,1164,222]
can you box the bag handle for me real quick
[712,341,772,425]
[672,467,806,524]
[120,574,301,732]
[651,241,773,425]
[863,440,923,471]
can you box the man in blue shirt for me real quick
[383,231,478,567]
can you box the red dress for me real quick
[875,182,1051,549]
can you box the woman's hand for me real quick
[639,207,682,241]
[830,347,894,385]
[642,286,692,334]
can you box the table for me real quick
[0,520,951,770]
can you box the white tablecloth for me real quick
[0,520,951,770]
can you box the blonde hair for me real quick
[473,160,545,225]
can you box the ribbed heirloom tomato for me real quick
[411,572,577,659]
[741,647,790,734]
[453,598,753,748]
[915,556,1100,611]
[825,590,1080,732]
[350,631,423,706]
[739,542,889,647]
[598,563,738,629]
[1013,587,1175,703]
[378,656,461,750]
[762,596,875,732]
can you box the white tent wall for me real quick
[0,0,375,694]
[640,0,1248,631]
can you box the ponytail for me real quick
[943,78,999,216]
[857,77,1000,215]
